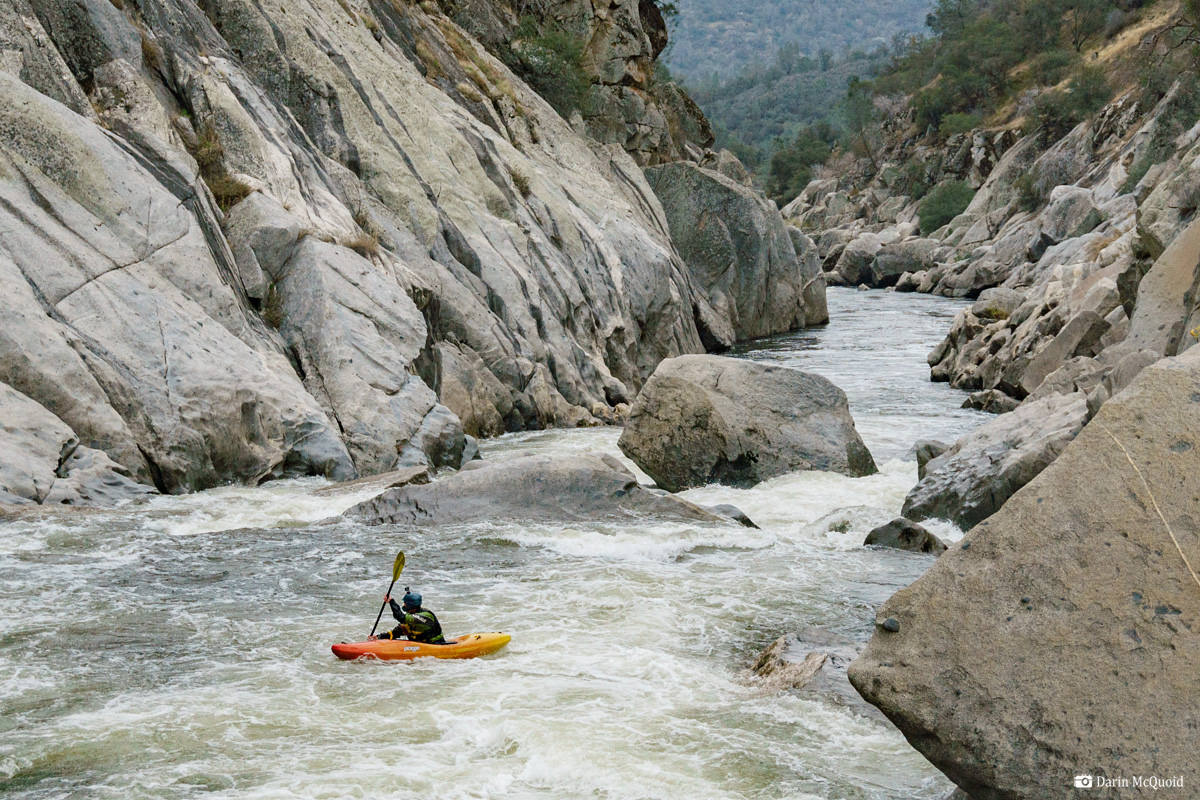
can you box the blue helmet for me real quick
[402,589,422,610]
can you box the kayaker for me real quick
[371,589,446,644]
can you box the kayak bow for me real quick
[331,632,511,661]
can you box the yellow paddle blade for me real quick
[392,551,406,582]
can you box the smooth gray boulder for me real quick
[789,227,830,326]
[618,355,876,492]
[870,238,950,287]
[834,232,883,285]
[0,381,78,504]
[851,345,1200,799]
[903,392,1089,529]
[0,382,154,506]
[346,453,727,526]
[864,519,947,554]
[1026,186,1104,261]
[645,161,825,339]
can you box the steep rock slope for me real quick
[0,0,822,500]
[0,0,823,500]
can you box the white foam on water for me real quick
[137,479,386,537]
[0,290,983,799]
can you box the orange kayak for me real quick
[331,632,511,661]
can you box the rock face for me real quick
[0,382,154,506]
[1125,215,1200,358]
[0,0,778,503]
[645,161,827,341]
[864,519,946,554]
[0,69,356,492]
[618,355,876,492]
[850,346,1200,800]
[902,392,1089,530]
[346,453,725,526]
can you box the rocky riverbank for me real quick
[782,78,1200,550]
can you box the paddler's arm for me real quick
[386,595,405,621]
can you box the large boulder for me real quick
[903,392,1089,530]
[346,453,725,526]
[618,355,876,492]
[0,382,154,506]
[0,381,78,504]
[789,228,830,326]
[871,238,951,287]
[645,161,825,340]
[834,232,883,285]
[1026,185,1104,261]
[850,345,1200,799]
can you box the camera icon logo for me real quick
[1074,775,1094,789]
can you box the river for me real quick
[0,288,986,799]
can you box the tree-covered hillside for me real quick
[667,0,933,79]
[686,50,888,166]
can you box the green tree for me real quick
[1064,0,1109,51]
[920,180,976,234]
[767,125,834,203]
[843,76,879,168]
[503,17,592,118]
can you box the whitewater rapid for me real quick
[0,289,985,799]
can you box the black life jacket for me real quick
[404,608,445,644]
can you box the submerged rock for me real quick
[618,355,876,492]
[703,503,759,529]
[903,392,1089,530]
[864,519,946,554]
[751,626,883,720]
[850,344,1200,799]
[346,454,726,526]
[311,466,430,498]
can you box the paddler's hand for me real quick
[384,594,392,603]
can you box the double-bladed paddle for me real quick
[368,551,405,638]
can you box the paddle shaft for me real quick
[369,579,399,638]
